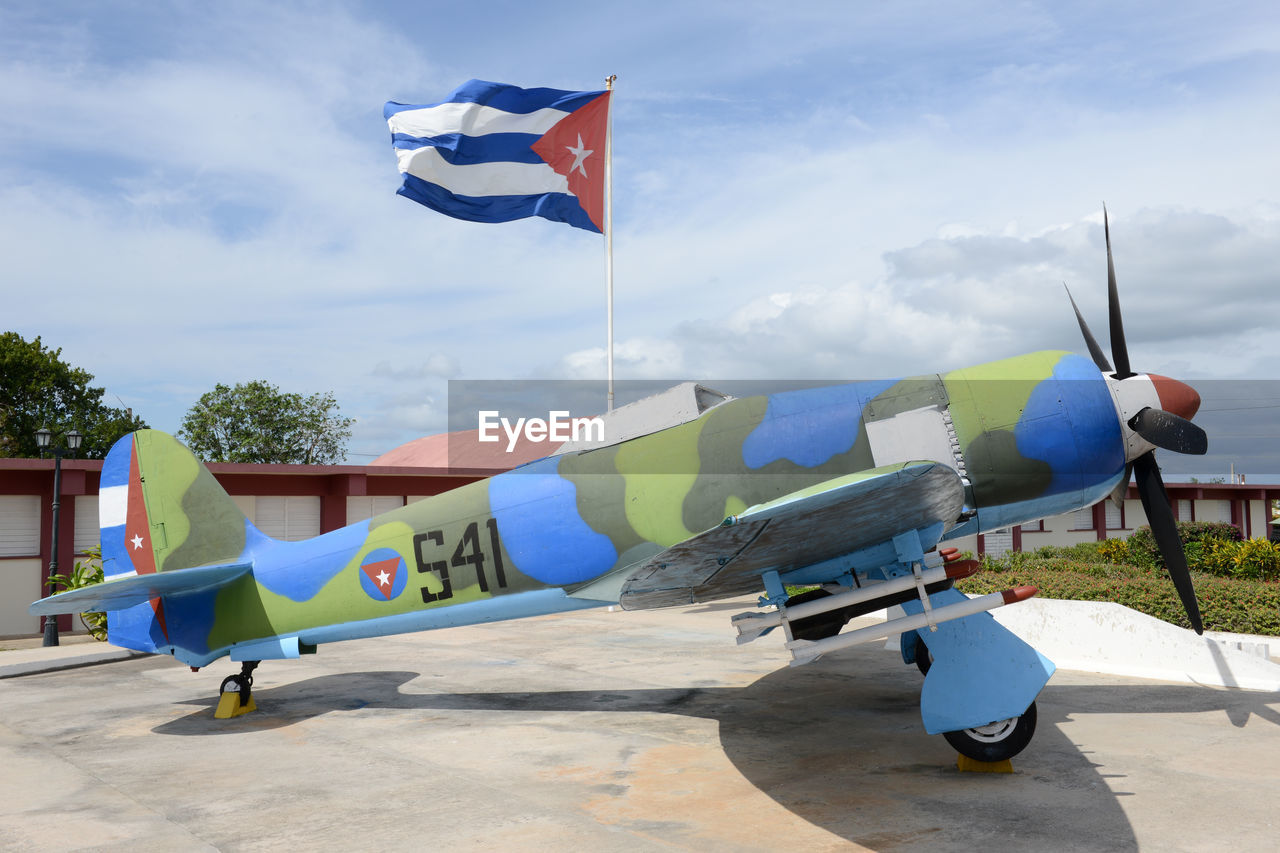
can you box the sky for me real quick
[2,0,1278,476]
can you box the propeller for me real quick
[1104,209,1134,379]
[1065,284,1111,373]
[1128,407,1208,455]
[1067,208,1208,634]
[1133,453,1202,634]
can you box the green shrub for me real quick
[956,555,1280,635]
[45,545,106,641]
[1097,537,1131,565]
[1200,538,1280,581]
[1126,521,1241,569]
[1031,541,1113,563]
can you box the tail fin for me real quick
[98,430,254,652]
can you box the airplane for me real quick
[31,212,1207,763]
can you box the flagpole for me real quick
[604,74,616,412]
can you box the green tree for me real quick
[46,545,107,641]
[0,332,147,459]
[179,380,354,464]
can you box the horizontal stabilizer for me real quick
[30,562,252,616]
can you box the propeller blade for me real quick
[1064,284,1113,373]
[1133,452,1203,634]
[1108,462,1131,510]
[1104,207,1134,379]
[1129,408,1209,455]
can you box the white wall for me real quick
[231,495,256,520]
[1196,499,1232,523]
[1248,501,1269,539]
[1019,527,1096,549]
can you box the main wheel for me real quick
[943,701,1037,763]
[913,634,932,675]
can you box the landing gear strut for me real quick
[215,660,260,719]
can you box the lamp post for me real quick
[37,427,83,647]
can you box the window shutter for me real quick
[0,496,40,557]
[74,496,100,553]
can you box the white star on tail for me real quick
[566,134,592,177]
[130,534,144,550]
[376,569,391,588]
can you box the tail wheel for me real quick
[943,701,1037,763]
[219,673,248,693]
[219,660,259,706]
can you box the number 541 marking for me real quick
[413,518,507,603]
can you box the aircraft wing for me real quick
[616,461,965,609]
[30,562,253,616]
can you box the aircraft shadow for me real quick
[150,658,1280,851]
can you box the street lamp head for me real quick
[66,430,83,452]
[35,428,52,450]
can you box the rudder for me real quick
[99,430,255,651]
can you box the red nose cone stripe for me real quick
[944,559,981,580]
[1001,585,1039,605]
[1149,374,1201,420]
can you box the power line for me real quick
[1202,404,1280,412]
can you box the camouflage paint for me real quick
[90,350,1122,668]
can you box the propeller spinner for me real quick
[1067,208,1209,634]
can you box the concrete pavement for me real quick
[2,602,1278,852]
[0,634,144,679]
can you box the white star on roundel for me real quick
[131,534,144,550]
[565,134,593,177]
[376,569,391,588]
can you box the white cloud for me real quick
[539,207,1280,391]
[371,354,460,381]
[557,337,687,380]
[2,2,1278,462]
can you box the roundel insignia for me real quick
[358,548,408,602]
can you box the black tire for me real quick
[913,634,932,675]
[785,589,847,641]
[219,671,253,703]
[943,701,1037,763]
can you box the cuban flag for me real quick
[385,80,611,233]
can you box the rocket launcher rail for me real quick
[786,586,1039,667]
[732,558,981,645]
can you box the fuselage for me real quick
[131,350,1141,666]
